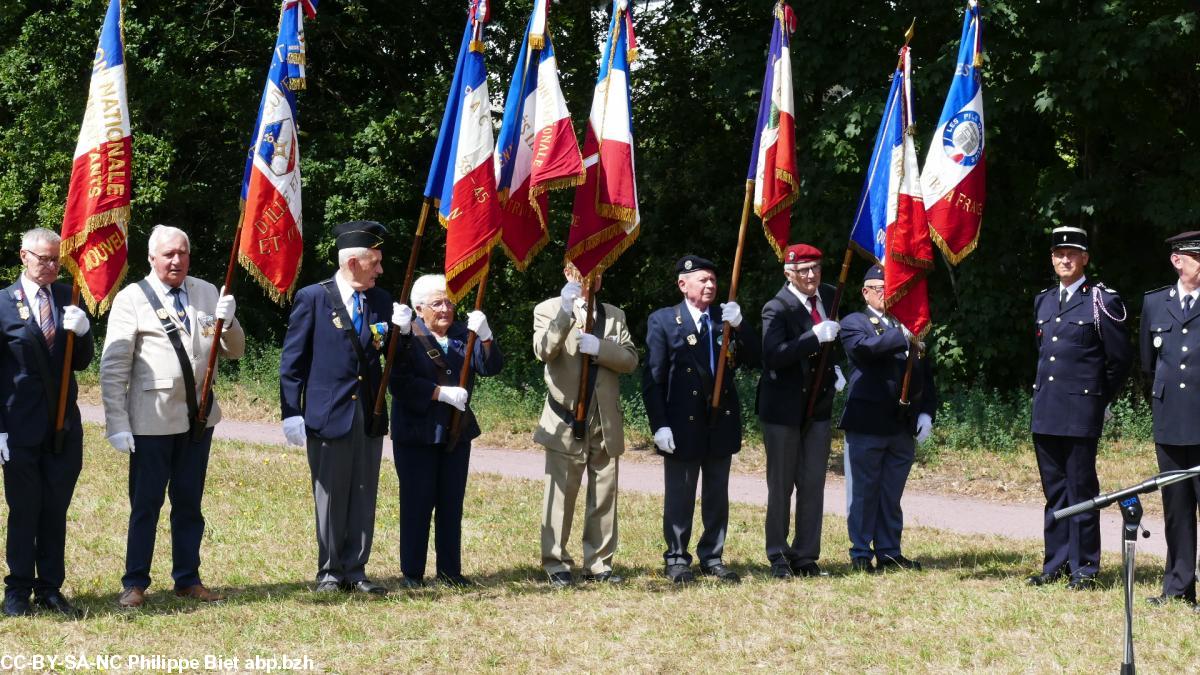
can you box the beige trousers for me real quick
[540,444,619,575]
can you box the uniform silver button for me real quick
[1055,317,1061,323]
[692,390,698,396]
[1182,383,1188,389]
[1083,389,1089,394]
[1052,337,1059,342]
[1048,376,1055,381]
[1182,364,1188,370]
[688,415,695,421]
[1050,356,1056,362]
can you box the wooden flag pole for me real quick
[571,278,595,440]
[369,198,432,436]
[445,266,490,450]
[898,342,918,406]
[52,282,82,453]
[194,220,243,437]
[802,247,854,430]
[710,179,755,424]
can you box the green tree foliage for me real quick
[2,0,1198,392]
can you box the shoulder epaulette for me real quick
[1144,285,1172,297]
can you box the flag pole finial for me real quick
[904,18,916,46]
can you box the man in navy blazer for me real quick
[838,265,936,574]
[642,255,759,584]
[280,221,410,595]
[0,228,93,617]
[1027,226,1132,590]
[1140,230,1200,609]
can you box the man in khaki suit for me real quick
[532,268,638,587]
[100,225,245,608]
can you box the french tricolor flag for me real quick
[493,0,584,271]
[60,0,131,315]
[426,0,501,301]
[748,2,799,261]
[236,0,318,302]
[566,0,640,281]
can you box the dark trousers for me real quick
[306,407,383,584]
[763,420,831,565]
[2,431,82,599]
[394,441,471,579]
[123,428,213,590]
[662,454,731,568]
[844,430,915,561]
[1156,443,1200,600]
[1032,433,1101,577]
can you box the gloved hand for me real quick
[720,301,743,328]
[467,311,492,342]
[834,365,847,393]
[578,331,600,356]
[915,413,933,444]
[61,305,90,336]
[653,427,676,454]
[108,432,136,454]
[215,290,236,323]
[812,320,840,343]
[0,432,9,466]
[560,281,582,316]
[283,416,307,447]
[1103,404,1114,423]
[437,386,469,411]
[392,302,413,335]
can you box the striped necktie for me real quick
[38,286,55,345]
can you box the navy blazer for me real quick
[837,310,936,437]
[389,317,503,448]
[757,282,841,425]
[642,301,761,461]
[1141,284,1200,446]
[1031,281,1132,438]
[279,277,393,440]
[0,279,94,448]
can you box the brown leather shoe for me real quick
[174,584,224,602]
[117,586,145,609]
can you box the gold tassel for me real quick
[930,226,981,266]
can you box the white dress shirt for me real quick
[1058,275,1087,304]
[19,273,56,325]
[788,284,827,321]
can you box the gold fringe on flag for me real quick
[444,229,502,303]
[930,225,981,266]
[529,34,545,50]
[60,254,127,316]
[237,250,302,305]
[59,205,130,255]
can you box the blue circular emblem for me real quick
[941,110,983,167]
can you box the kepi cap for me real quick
[1050,226,1088,252]
[334,220,388,250]
[1166,230,1200,254]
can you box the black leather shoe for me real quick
[583,571,623,584]
[665,564,694,585]
[314,580,341,593]
[770,562,794,580]
[349,579,389,595]
[397,577,424,590]
[3,595,32,617]
[1026,566,1068,587]
[439,574,475,588]
[700,563,741,584]
[548,571,574,588]
[1067,574,1098,591]
[33,592,81,618]
[877,554,922,572]
[793,562,830,578]
[1146,594,1192,607]
[851,557,876,574]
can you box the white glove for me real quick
[834,365,846,393]
[812,320,840,343]
[560,282,582,316]
[0,432,9,465]
[653,427,676,454]
[283,416,307,447]
[720,301,743,328]
[467,311,492,342]
[392,303,413,335]
[108,432,136,454]
[901,323,914,340]
[578,331,600,356]
[915,413,933,444]
[437,386,469,411]
[61,305,90,336]
[213,294,236,323]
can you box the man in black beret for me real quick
[642,255,760,584]
[279,220,412,594]
[1140,230,1200,610]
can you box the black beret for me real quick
[334,220,388,250]
[863,264,885,283]
[1050,226,1088,252]
[1166,230,1200,254]
[675,255,716,275]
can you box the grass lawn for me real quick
[1,425,1196,672]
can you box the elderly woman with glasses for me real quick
[389,274,503,588]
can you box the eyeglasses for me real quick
[788,265,820,277]
[22,250,60,267]
[863,285,885,294]
[424,299,454,310]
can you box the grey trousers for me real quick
[306,405,383,584]
[762,420,832,565]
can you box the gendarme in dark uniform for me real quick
[1028,226,1133,590]
[642,255,760,584]
[1140,230,1200,608]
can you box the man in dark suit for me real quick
[1,228,93,617]
[1028,226,1132,590]
[642,255,760,584]
[756,243,845,579]
[1140,230,1200,610]
[279,221,410,595]
[838,264,936,574]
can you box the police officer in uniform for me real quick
[1140,230,1200,610]
[1028,226,1133,590]
[643,255,760,584]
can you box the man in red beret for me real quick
[755,243,845,579]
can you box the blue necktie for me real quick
[350,291,364,334]
[169,287,189,334]
[700,314,714,372]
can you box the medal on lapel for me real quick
[369,322,388,350]
[197,311,216,338]
[686,334,698,346]
[331,312,343,330]
[14,290,29,321]
[156,308,170,321]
